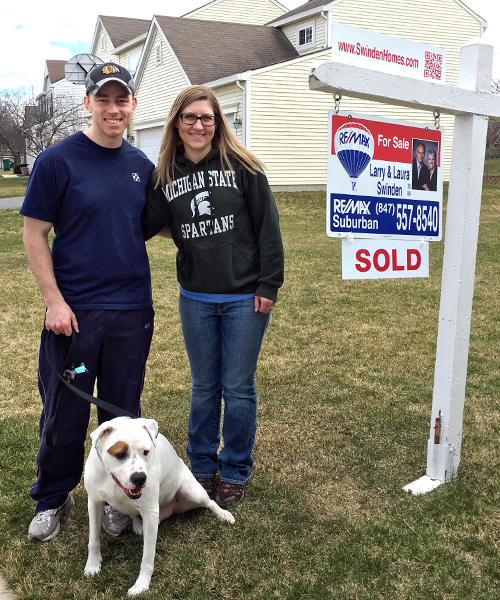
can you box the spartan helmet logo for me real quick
[191,191,213,218]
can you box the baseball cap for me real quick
[85,63,135,96]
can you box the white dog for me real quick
[83,417,235,596]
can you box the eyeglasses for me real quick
[180,113,217,126]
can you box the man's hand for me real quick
[45,300,79,336]
[23,216,79,336]
[254,296,276,314]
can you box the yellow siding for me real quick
[131,29,190,136]
[330,0,483,87]
[214,83,244,143]
[188,0,285,25]
[95,24,117,64]
[250,52,459,187]
[281,14,327,54]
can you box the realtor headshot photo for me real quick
[411,139,440,191]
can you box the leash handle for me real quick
[44,330,137,447]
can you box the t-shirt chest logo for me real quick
[132,173,140,182]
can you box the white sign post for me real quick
[309,40,500,494]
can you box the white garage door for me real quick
[136,126,163,165]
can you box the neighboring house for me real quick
[95,0,486,188]
[26,60,87,170]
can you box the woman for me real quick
[142,85,284,508]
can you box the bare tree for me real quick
[484,79,500,183]
[0,87,84,164]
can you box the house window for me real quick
[298,22,315,49]
[155,43,162,66]
[127,49,141,75]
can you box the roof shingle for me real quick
[266,0,328,25]
[154,15,299,84]
[46,60,66,84]
[100,15,151,48]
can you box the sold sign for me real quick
[342,239,429,279]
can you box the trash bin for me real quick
[2,159,9,171]
[20,166,29,176]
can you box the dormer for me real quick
[267,1,333,55]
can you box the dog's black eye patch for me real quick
[116,452,127,460]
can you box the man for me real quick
[21,63,155,541]
[412,142,430,190]
[424,149,438,192]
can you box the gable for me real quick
[185,0,287,25]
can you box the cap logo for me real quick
[102,65,120,75]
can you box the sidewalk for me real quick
[0,197,24,210]
[0,577,15,600]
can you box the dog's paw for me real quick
[220,509,235,525]
[127,576,151,596]
[131,515,143,535]
[84,558,102,577]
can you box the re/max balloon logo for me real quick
[334,122,374,191]
[337,130,371,147]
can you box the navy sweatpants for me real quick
[31,308,154,513]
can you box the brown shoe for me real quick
[215,482,245,508]
[195,477,217,499]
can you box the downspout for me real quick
[236,78,247,146]
[321,9,329,49]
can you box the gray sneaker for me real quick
[102,504,132,536]
[28,493,75,542]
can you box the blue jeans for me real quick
[179,295,270,484]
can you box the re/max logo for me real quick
[338,131,371,147]
[333,198,371,214]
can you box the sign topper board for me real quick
[327,112,443,241]
[332,23,447,83]
[342,239,429,280]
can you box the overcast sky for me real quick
[1,0,498,93]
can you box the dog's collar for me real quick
[93,439,105,466]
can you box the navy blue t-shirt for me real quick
[20,132,154,310]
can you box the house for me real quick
[95,0,487,188]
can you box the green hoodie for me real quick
[142,148,284,301]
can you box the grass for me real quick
[1,185,500,599]
[0,176,28,199]
[485,157,500,176]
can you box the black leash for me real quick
[44,330,137,447]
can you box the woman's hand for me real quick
[254,296,276,314]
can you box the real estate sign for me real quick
[332,23,447,82]
[327,112,443,241]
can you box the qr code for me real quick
[424,52,443,80]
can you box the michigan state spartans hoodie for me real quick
[142,148,284,301]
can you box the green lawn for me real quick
[1,186,500,599]
[0,175,28,199]
[484,157,500,176]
